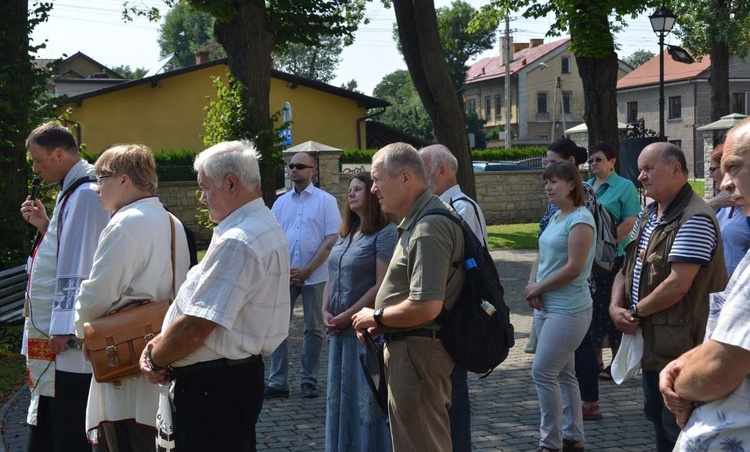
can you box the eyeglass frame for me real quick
[96,175,112,184]
[587,157,606,165]
[288,163,314,170]
[708,166,720,176]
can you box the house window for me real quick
[537,134,549,140]
[537,92,548,114]
[561,56,571,74]
[669,139,682,150]
[495,95,503,119]
[668,96,681,119]
[485,96,492,119]
[562,91,572,114]
[731,92,747,115]
[466,98,477,114]
[627,101,638,124]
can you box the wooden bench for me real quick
[0,265,27,347]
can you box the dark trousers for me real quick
[94,420,157,452]
[642,370,680,452]
[27,370,92,452]
[448,364,471,452]
[173,357,265,452]
[574,329,599,402]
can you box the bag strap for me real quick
[168,213,176,301]
[449,196,488,248]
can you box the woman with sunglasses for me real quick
[586,143,641,384]
[323,173,396,452]
[707,144,750,276]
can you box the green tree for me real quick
[0,1,59,266]
[127,0,367,205]
[111,64,148,79]
[670,0,750,121]
[157,2,226,68]
[391,0,478,198]
[476,0,657,150]
[373,70,435,142]
[623,49,655,68]
[340,79,362,93]
[273,36,342,82]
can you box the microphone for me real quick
[30,178,41,200]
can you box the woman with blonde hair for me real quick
[75,144,190,450]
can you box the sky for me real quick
[32,0,682,97]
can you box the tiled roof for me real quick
[465,38,571,84]
[617,51,710,90]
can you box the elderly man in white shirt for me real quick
[141,141,290,452]
[420,144,489,452]
[266,151,342,399]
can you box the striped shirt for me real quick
[630,209,718,305]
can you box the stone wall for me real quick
[156,181,212,245]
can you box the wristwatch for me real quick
[146,349,164,371]
[373,308,386,328]
[628,304,640,318]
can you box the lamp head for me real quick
[650,6,676,36]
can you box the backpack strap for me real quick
[449,196,488,248]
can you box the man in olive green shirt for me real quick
[352,142,465,452]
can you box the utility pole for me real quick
[504,16,511,149]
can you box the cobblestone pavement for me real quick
[1,250,655,451]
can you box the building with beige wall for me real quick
[464,38,632,146]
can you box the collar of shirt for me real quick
[292,182,316,198]
[59,160,94,197]
[398,189,435,232]
[216,198,266,236]
[439,184,462,203]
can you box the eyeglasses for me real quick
[96,175,111,184]
[288,163,314,170]
[709,166,720,175]
[587,157,605,165]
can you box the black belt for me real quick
[171,355,260,376]
[384,328,440,342]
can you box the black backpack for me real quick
[591,198,618,273]
[419,209,515,376]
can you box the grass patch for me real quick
[688,179,705,196]
[487,223,539,250]
[0,326,27,406]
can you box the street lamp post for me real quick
[650,6,677,141]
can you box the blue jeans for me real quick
[642,370,680,452]
[532,307,592,449]
[268,282,325,391]
[575,329,599,403]
[449,364,471,452]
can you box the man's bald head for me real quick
[643,142,689,177]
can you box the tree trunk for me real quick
[392,0,476,199]
[0,0,32,265]
[709,40,730,122]
[576,53,619,151]
[214,0,278,206]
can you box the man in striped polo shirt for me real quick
[609,142,727,452]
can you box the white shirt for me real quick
[679,250,750,450]
[74,197,190,440]
[24,160,109,425]
[440,185,489,246]
[165,198,291,367]
[272,183,341,285]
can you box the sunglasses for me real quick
[288,163,314,170]
[587,157,605,165]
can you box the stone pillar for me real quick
[703,132,714,199]
[282,148,344,201]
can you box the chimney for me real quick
[513,42,527,53]
[499,36,514,66]
[195,50,209,65]
[530,39,544,48]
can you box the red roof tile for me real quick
[617,51,710,90]
[465,37,571,84]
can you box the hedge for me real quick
[82,149,201,182]
[340,147,547,164]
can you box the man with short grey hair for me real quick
[419,144,487,452]
[141,140,291,451]
[659,119,750,450]
[353,142,465,451]
[611,142,727,451]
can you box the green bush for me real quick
[339,147,546,166]
[82,149,201,182]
